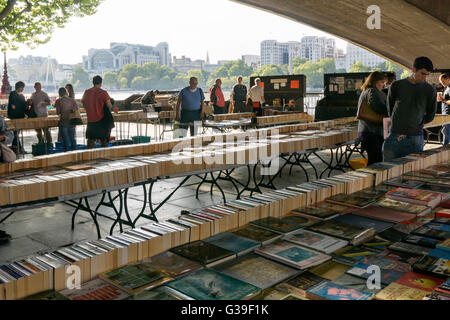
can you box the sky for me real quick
[7,0,348,65]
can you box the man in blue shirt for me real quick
[438,73,450,145]
[175,77,205,137]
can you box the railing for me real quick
[304,92,324,116]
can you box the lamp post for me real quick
[1,51,12,97]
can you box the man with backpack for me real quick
[175,77,205,137]
[210,78,226,115]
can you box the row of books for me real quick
[1,145,449,300]
[0,116,358,175]
[5,111,149,131]
[0,125,359,207]
[256,113,313,126]
[211,112,255,121]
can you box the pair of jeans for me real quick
[359,131,384,165]
[59,125,77,151]
[179,109,201,137]
[382,132,424,161]
[442,124,450,145]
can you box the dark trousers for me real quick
[180,109,201,137]
[213,105,227,115]
[36,128,52,144]
[59,124,77,151]
[233,100,248,113]
[359,131,384,165]
[11,130,22,151]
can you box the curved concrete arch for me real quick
[231,0,450,70]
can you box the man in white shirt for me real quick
[249,78,265,116]
[30,82,52,144]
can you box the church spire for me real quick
[1,51,11,96]
[206,51,210,65]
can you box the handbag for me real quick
[103,105,115,130]
[0,143,16,163]
[356,94,384,124]
[69,108,83,126]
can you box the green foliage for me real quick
[293,58,336,88]
[349,61,371,73]
[0,0,102,50]
[252,64,285,77]
[70,65,90,91]
[118,77,128,89]
[374,61,407,79]
[119,63,139,87]
[293,57,308,68]
[401,70,411,79]
[103,71,118,89]
[188,69,208,87]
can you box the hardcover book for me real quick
[231,225,282,245]
[373,198,431,216]
[351,206,416,224]
[313,201,354,214]
[59,278,131,300]
[374,282,429,300]
[250,216,305,235]
[306,281,373,300]
[165,269,261,300]
[326,193,375,208]
[255,240,331,270]
[99,262,171,294]
[292,206,340,220]
[403,235,439,248]
[284,229,348,254]
[213,253,298,290]
[345,262,405,285]
[170,241,236,267]
[307,219,375,245]
[203,232,260,256]
[141,251,203,278]
[396,272,445,292]
[332,273,384,295]
[388,242,433,256]
[411,222,450,240]
[412,255,450,278]
[332,245,382,266]
[384,177,425,188]
[386,188,442,208]
[275,271,326,298]
[333,213,394,233]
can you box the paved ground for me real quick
[0,123,443,265]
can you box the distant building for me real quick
[8,55,59,85]
[261,40,289,66]
[217,60,231,66]
[241,55,260,69]
[172,56,205,74]
[82,42,171,74]
[345,43,386,70]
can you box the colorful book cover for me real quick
[375,282,429,300]
[384,177,425,188]
[403,235,439,248]
[412,222,450,240]
[413,255,450,278]
[99,262,170,294]
[428,248,450,260]
[388,242,433,256]
[332,273,384,295]
[306,281,373,300]
[285,229,348,254]
[275,271,326,297]
[231,225,282,245]
[334,213,394,233]
[250,216,303,234]
[362,256,411,273]
[345,262,405,285]
[165,269,261,300]
[333,245,382,266]
[141,251,203,278]
[292,206,339,220]
[203,232,260,256]
[313,202,354,214]
[396,272,445,292]
[59,278,131,300]
[374,198,430,215]
[437,238,450,252]
[307,220,373,244]
[128,286,193,300]
[213,253,298,290]
[170,241,235,266]
[386,188,442,208]
[255,240,330,270]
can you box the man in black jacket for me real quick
[8,81,29,153]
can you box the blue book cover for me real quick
[306,281,373,300]
[428,248,450,260]
[165,269,261,300]
[202,232,260,255]
[345,262,405,285]
[334,213,394,234]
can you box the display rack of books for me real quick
[1,145,449,300]
[256,113,313,127]
[211,113,256,121]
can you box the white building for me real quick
[172,56,205,74]
[82,42,171,74]
[345,43,386,70]
[261,40,300,67]
[241,55,260,68]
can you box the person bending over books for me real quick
[382,57,437,161]
[357,71,388,165]
[55,87,78,152]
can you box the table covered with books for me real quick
[1,144,449,300]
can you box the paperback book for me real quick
[231,225,282,246]
[59,278,131,300]
[284,229,348,254]
[170,241,236,267]
[203,232,260,256]
[307,219,375,245]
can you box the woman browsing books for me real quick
[357,71,388,165]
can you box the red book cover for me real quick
[396,272,445,292]
[441,199,450,209]
[436,209,450,219]
[352,205,416,223]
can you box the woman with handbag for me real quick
[357,71,388,165]
[55,87,79,151]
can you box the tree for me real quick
[252,64,284,77]
[103,71,118,89]
[119,63,139,87]
[375,61,407,79]
[0,0,102,50]
[118,77,128,89]
[71,65,90,91]
[293,57,307,68]
[228,60,253,77]
[188,69,207,87]
[349,61,371,73]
